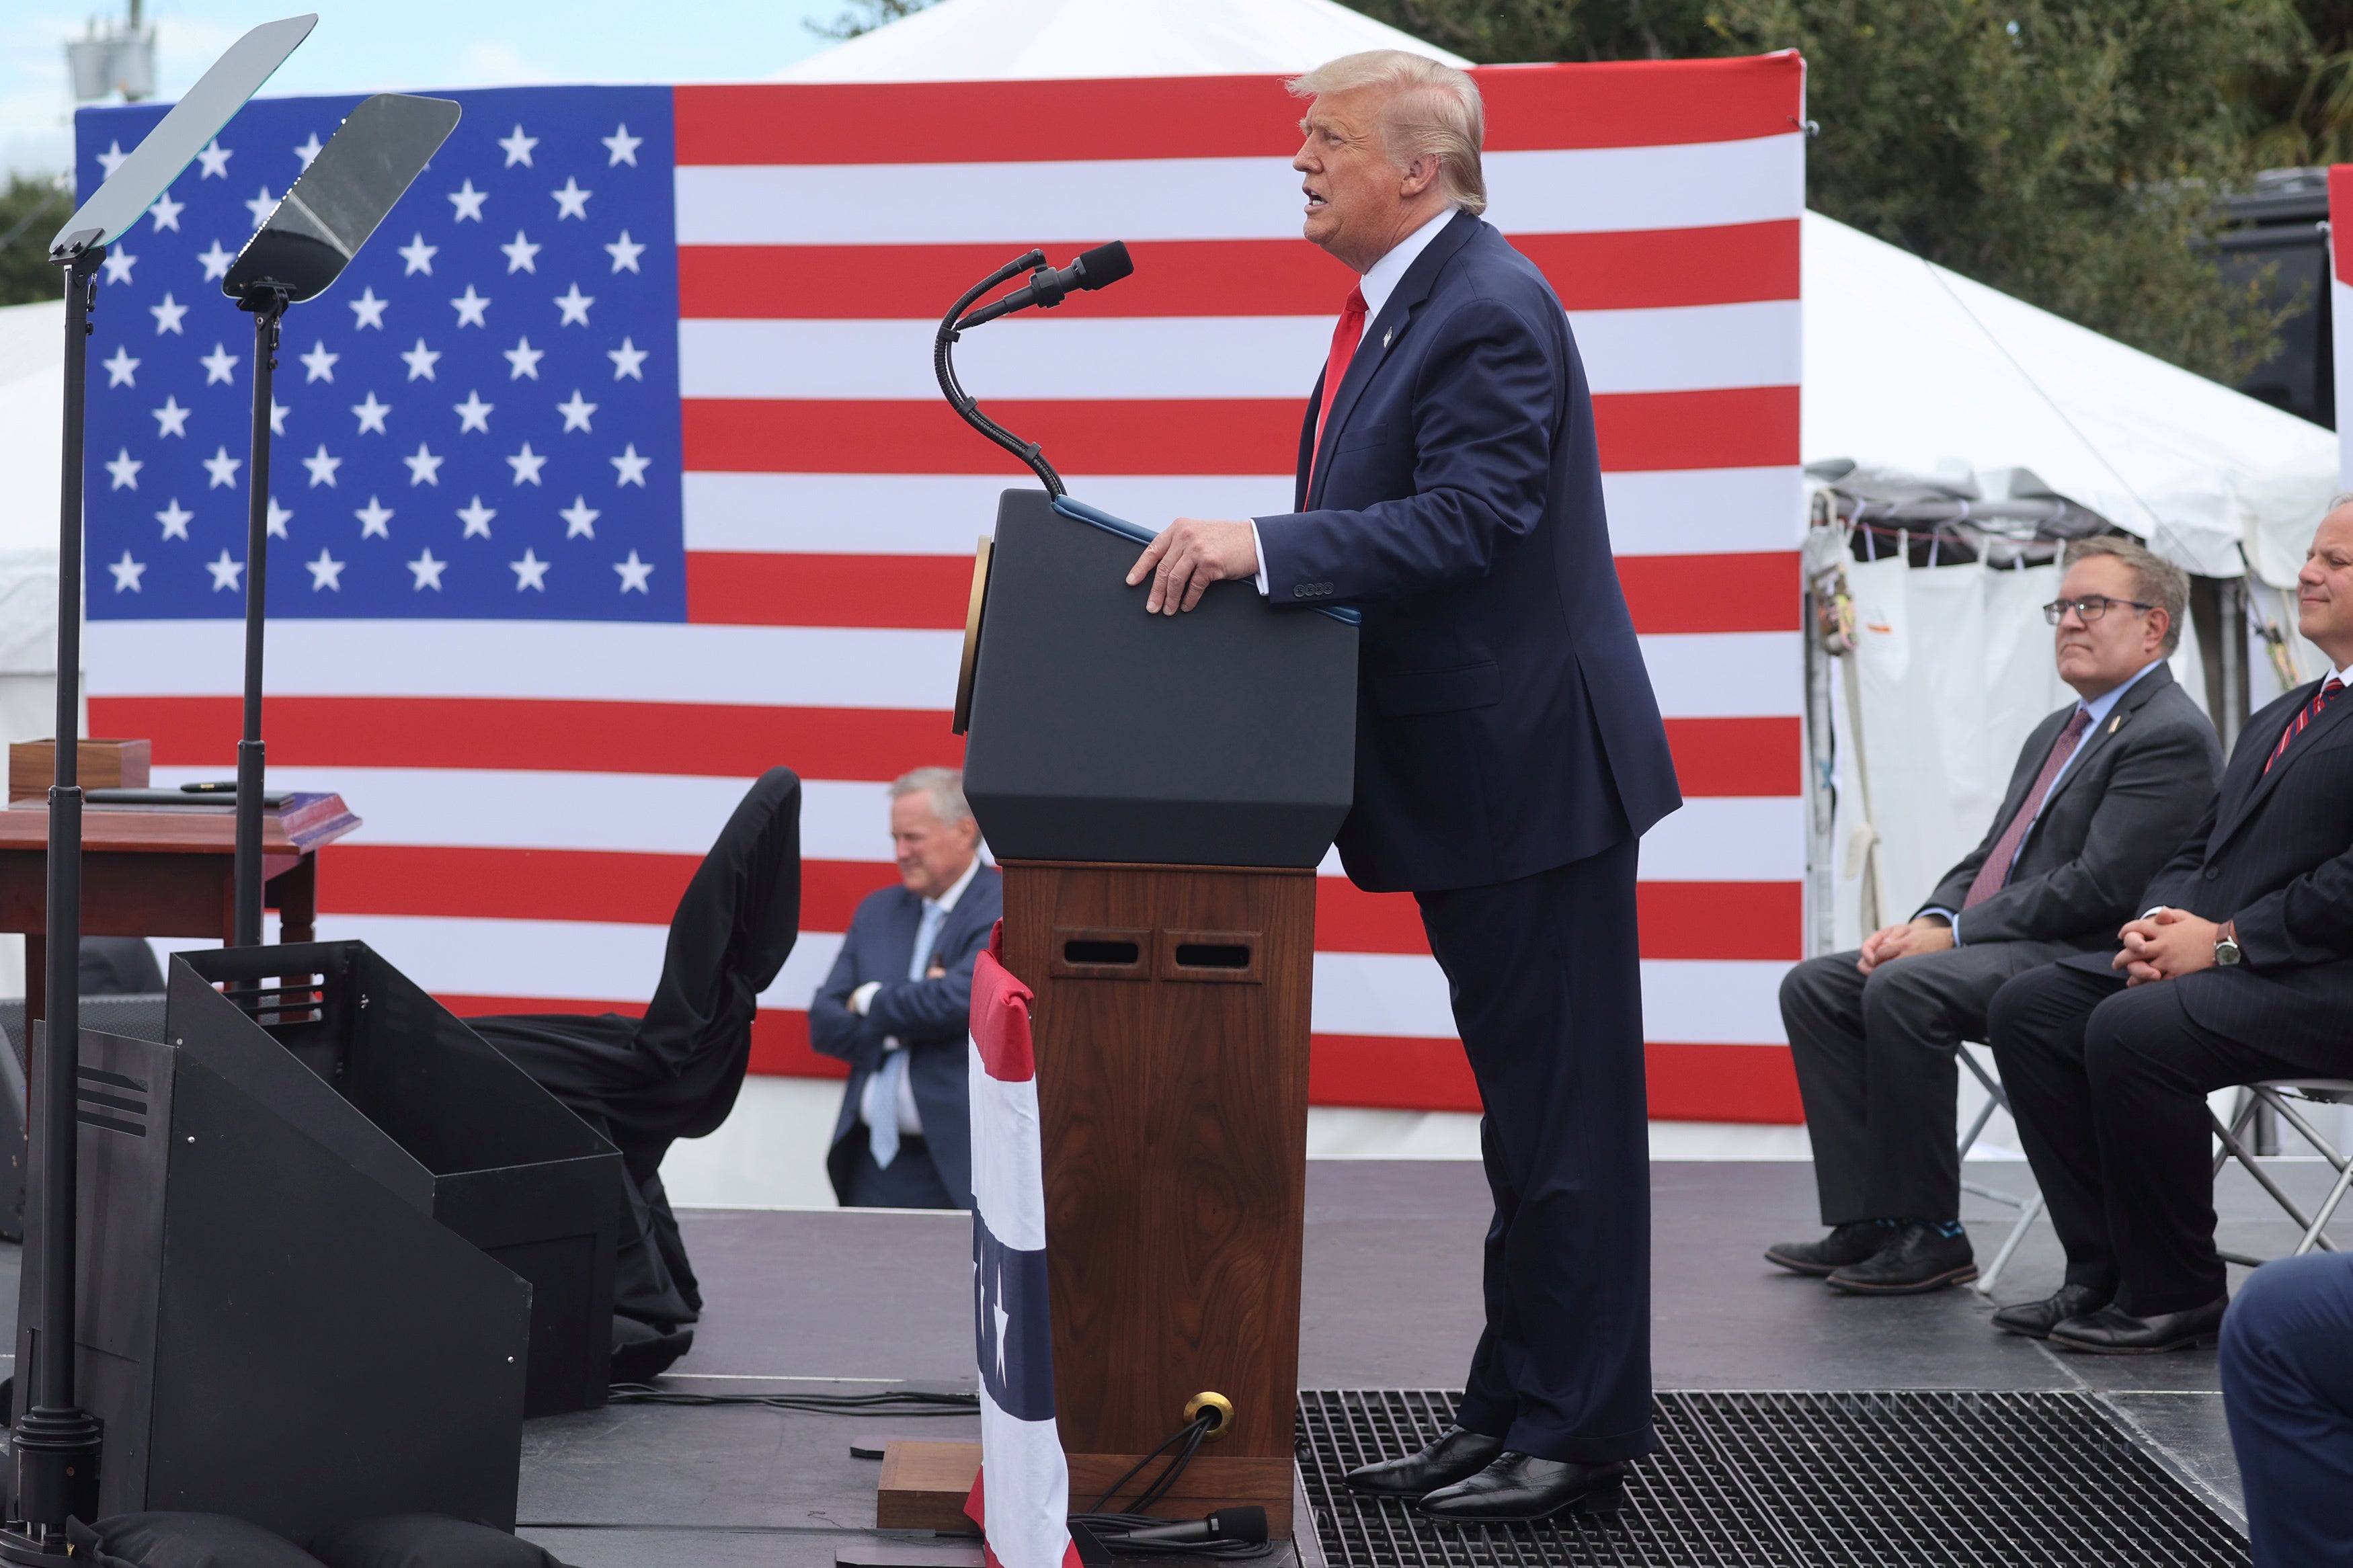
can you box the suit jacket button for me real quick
[2203,866,2221,880]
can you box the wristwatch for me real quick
[2214,921,2242,967]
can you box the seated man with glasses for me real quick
[1988,501,2353,1352]
[1773,536,2220,1293]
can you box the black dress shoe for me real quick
[1825,1223,1977,1294]
[1765,1221,1895,1276]
[2048,1297,2227,1354]
[1419,1454,1629,1522]
[1991,1283,2112,1339]
[1343,1426,1505,1497]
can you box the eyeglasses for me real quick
[2042,595,2157,625]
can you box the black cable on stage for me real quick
[1069,1415,1274,1559]
[605,1383,979,1415]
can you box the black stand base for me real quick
[1,1406,101,1557]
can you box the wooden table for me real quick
[0,796,358,1022]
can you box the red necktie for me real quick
[1306,286,1367,495]
[1964,707,2093,908]
[2266,675,2344,774]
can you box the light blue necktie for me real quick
[869,899,947,1169]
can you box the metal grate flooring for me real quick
[1298,1389,2248,1568]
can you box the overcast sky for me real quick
[4,0,850,178]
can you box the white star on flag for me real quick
[556,390,597,431]
[270,398,290,436]
[151,397,191,438]
[408,548,446,589]
[610,444,649,487]
[103,347,139,386]
[614,550,654,592]
[602,123,642,165]
[244,186,278,225]
[108,552,145,592]
[150,294,188,335]
[504,337,546,380]
[352,392,391,434]
[448,179,488,222]
[303,444,342,487]
[450,286,491,327]
[560,496,599,537]
[401,339,442,381]
[454,390,494,432]
[306,549,344,590]
[507,442,548,486]
[298,340,338,382]
[501,231,541,274]
[348,288,390,329]
[203,446,242,488]
[511,548,551,590]
[202,343,241,384]
[148,192,184,231]
[551,178,592,220]
[457,496,496,537]
[398,233,437,276]
[95,141,129,177]
[405,444,445,485]
[294,132,324,168]
[198,241,235,281]
[608,337,647,380]
[206,550,243,591]
[356,496,395,538]
[102,249,136,284]
[155,499,194,540]
[554,284,594,326]
[499,125,539,167]
[195,139,231,178]
[604,231,645,274]
[268,497,293,538]
[105,449,142,490]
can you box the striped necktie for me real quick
[1963,706,2093,908]
[2266,675,2344,774]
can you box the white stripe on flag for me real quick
[977,1386,1074,1568]
[1308,952,1791,1043]
[1638,796,1806,880]
[968,1039,1048,1251]
[1602,467,1805,556]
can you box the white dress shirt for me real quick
[854,854,981,1137]
[1250,205,1460,595]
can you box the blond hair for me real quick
[1288,50,1486,216]
[2063,536,2190,656]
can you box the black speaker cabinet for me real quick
[960,488,1357,867]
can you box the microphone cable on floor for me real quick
[1070,1413,1275,1559]
[606,1383,981,1416]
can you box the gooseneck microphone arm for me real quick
[935,249,1064,497]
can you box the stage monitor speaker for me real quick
[961,487,1357,868]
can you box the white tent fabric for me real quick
[772,0,1470,81]
[1804,212,2339,582]
[1,300,65,676]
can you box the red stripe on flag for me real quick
[1644,1042,1802,1122]
[1311,879,1802,958]
[680,388,1798,477]
[1616,552,1797,634]
[94,696,964,781]
[686,551,976,629]
[1663,717,1801,797]
[970,949,1039,1082]
[319,845,902,932]
[1307,1034,1802,1122]
[676,224,1800,321]
[672,58,1802,166]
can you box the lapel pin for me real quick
[1383,328,1394,349]
[2108,714,2121,734]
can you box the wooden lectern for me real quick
[959,489,1356,1535]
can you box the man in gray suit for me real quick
[1771,536,2221,1293]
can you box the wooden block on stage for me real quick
[9,737,150,801]
[877,1440,982,1534]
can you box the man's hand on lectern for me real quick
[1128,518,1258,615]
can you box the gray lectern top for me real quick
[961,488,1357,868]
[50,14,315,255]
[226,93,462,303]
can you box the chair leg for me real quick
[2260,1089,2353,1257]
[1975,1190,2044,1296]
[2212,1101,2327,1253]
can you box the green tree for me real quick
[2241,1,2353,166]
[1345,0,2302,384]
[806,0,937,41]
[0,175,72,307]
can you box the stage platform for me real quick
[1,1155,2340,1565]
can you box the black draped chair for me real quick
[468,768,802,1382]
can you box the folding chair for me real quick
[1954,1042,2044,1295]
[2208,1081,2353,1264]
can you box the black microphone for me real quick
[1107,1507,1268,1548]
[957,241,1133,328]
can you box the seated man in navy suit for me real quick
[810,767,1002,1209]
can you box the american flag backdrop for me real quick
[77,58,1807,1122]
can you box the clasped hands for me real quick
[1855,917,1954,975]
[1126,518,1257,615]
[2111,907,2221,987]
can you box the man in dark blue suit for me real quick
[809,767,1003,1209]
[1131,50,1681,1521]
